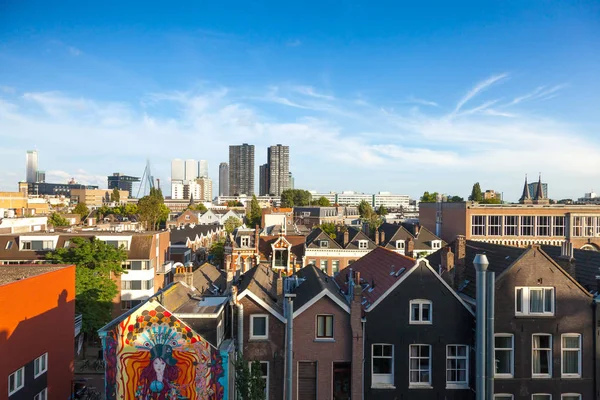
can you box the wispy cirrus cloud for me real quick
[405,96,438,107]
[453,73,508,114]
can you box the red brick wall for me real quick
[0,266,75,400]
[292,296,351,400]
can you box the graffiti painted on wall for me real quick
[102,301,226,400]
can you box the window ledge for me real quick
[409,321,432,325]
[532,375,552,379]
[371,384,396,390]
[514,314,555,318]
[561,375,582,379]
[249,337,269,341]
[409,384,433,389]
[446,384,469,390]
[494,375,514,379]
[314,338,335,342]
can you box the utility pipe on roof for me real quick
[486,271,495,400]
[474,254,489,400]
[285,293,296,400]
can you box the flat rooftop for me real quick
[0,264,72,286]
[173,295,228,315]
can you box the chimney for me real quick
[350,272,364,400]
[414,224,420,236]
[185,264,193,287]
[440,246,455,288]
[405,238,415,258]
[557,241,576,278]
[380,230,385,244]
[254,224,260,253]
[454,235,467,290]
[173,264,193,287]
[375,230,379,246]
[343,230,349,247]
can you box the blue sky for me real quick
[1,0,599,200]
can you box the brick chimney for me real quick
[173,264,193,287]
[440,246,455,288]
[350,272,363,400]
[380,230,385,245]
[454,235,466,290]
[254,224,260,253]
[414,224,420,236]
[374,230,379,246]
[405,237,415,258]
[276,272,284,300]
[556,241,576,278]
[343,230,349,247]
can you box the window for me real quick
[358,240,368,249]
[250,315,268,340]
[131,261,150,270]
[521,216,534,236]
[495,334,514,377]
[561,334,581,378]
[537,216,551,236]
[584,217,594,236]
[446,345,469,388]
[185,215,190,220]
[331,260,340,276]
[516,287,554,316]
[553,216,565,236]
[532,334,552,377]
[5,241,13,250]
[409,299,432,324]
[121,300,142,310]
[396,241,405,250]
[106,240,128,249]
[21,241,32,250]
[472,215,485,236]
[495,395,514,400]
[34,353,48,378]
[561,395,581,400]
[121,280,132,290]
[431,241,441,249]
[249,361,269,400]
[308,259,316,266]
[488,216,502,236]
[240,237,250,247]
[64,240,70,248]
[143,279,154,290]
[320,240,329,248]
[34,388,48,400]
[504,216,518,236]
[8,367,24,395]
[320,260,328,273]
[409,344,431,386]
[372,344,394,386]
[532,395,551,400]
[572,217,583,237]
[596,217,600,236]
[316,315,334,339]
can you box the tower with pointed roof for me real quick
[519,175,533,204]
[532,174,549,204]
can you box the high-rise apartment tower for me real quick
[26,150,38,183]
[229,144,255,196]
[266,144,290,196]
[219,163,229,196]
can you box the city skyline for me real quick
[1,2,599,200]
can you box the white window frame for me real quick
[521,216,534,236]
[532,395,552,400]
[532,334,553,378]
[319,240,329,248]
[240,236,250,247]
[494,395,514,400]
[409,344,432,387]
[504,216,518,236]
[395,240,405,250]
[371,344,394,387]
[358,240,368,249]
[494,334,514,378]
[315,314,334,339]
[34,352,48,378]
[250,314,269,340]
[431,240,441,249]
[537,216,551,237]
[560,395,581,400]
[446,345,469,388]
[8,367,25,396]
[488,215,502,236]
[553,216,565,236]
[561,334,582,378]
[515,287,554,316]
[409,299,432,325]
[34,388,48,400]
[249,361,269,400]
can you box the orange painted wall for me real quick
[0,265,75,399]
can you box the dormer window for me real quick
[319,240,329,248]
[396,241,405,250]
[431,241,441,249]
[241,237,250,247]
[358,240,368,249]
[410,299,432,324]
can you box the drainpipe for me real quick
[232,287,244,355]
[285,293,296,400]
[485,271,495,400]
[474,254,489,400]
[362,316,366,400]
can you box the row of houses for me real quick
[97,236,600,400]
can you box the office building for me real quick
[198,160,209,178]
[107,173,141,198]
[259,163,269,196]
[218,162,229,196]
[229,144,254,196]
[171,180,184,200]
[25,150,38,183]
[36,170,45,183]
[184,159,196,182]
[171,159,185,181]
[70,188,128,207]
[266,144,290,196]
[21,181,98,197]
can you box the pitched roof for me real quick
[378,223,445,251]
[290,264,349,315]
[237,264,284,318]
[258,235,305,261]
[305,228,343,249]
[170,224,221,245]
[540,245,600,296]
[336,227,377,250]
[520,175,531,201]
[192,262,227,295]
[334,247,416,310]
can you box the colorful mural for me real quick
[101,301,227,400]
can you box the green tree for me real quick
[46,237,127,335]
[224,216,243,234]
[48,212,69,227]
[358,200,373,219]
[234,357,266,400]
[377,205,388,216]
[189,203,208,214]
[481,197,502,204]
[97,205,111,219]
[209,240,225,267]
[110,187,120,202]
[420,192,438,202]
[357,200,383,234]
[447,195,464,202]
[469,182,483,202]
[280,189,312,207]
[319,222,338,238]
[73,202,89,220]
[317,196,331,207]
[246,195,262,227]
[138,188,169,230]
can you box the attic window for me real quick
[319,240,329,248]
[396,241,405,250]
[431,241,441,249]
[358,240,368,249]
[241,237,250,247]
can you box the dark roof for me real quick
[0,264,73,286]
[378,223,445,251]
[192,263,227,294]
[291,264,348,312]
[334,247,416,310]
[258,235,305,261]
[520,175,532,201]
[336,227,377,250]
[305,228,343,249]
[170,225,221,245]
[540,245,600,295]
[237,264,284,314]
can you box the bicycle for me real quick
[86,387,101,400]
[78,359,90,372]
[93,359,105,372]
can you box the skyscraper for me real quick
[171,159,185,181]
[26,150,38,183]
[198,160,209,178]
[259,164,269,196]
[219,162,229,196]
[229,144,255,196]
[267,144,290,196]
[108,173,141,198]
[197,177,213,201]
[184,159,196,182]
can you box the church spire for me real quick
[535,173,544,200]
[519,174,532,203]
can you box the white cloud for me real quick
[453,73,508,114]
[405,96,438,107]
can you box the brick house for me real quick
[288,265,363,400]
[428,240,595,399]
[336,247,475,399]
[377,222,445,257]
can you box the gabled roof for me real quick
[290,264,349,316]
[305,228,343,249]
[334,247,416,310]
[192,262,227,295]
[170,224,222,245]
[337,227,377,250]
[378,223,445,251]
[237,265,285,321]
[540,245,600,296]
[258,235,305,261]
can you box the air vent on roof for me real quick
[505,256,510,260]
[389,265,395,275]
[395,267,406,277]
[361,298,367,305]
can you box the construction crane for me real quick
[136,159,155,198]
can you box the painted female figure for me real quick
[136,344,181,400]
